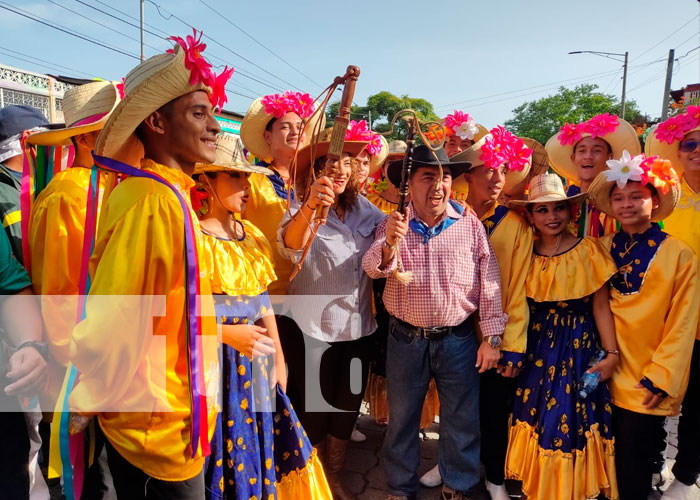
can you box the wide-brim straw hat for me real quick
[645,122,700,176]
[94,44,211,166]
[239,97,326,162]
[445,122,489,143]
[587,170,680,223]
[292,139,369,187]
[545,118,640,182]
[28,81,121,146]
[521,138,549,178]
[451,134,532,190]
[318,128,389,176]
[195,133,272,175]
[509,173,587,207]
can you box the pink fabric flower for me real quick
[654,116,688,144]
[210,66,234,111]
[584,113,619,138]
[444,110,469,132]
[167,29,213,87]
[116,77,125,99]
[345,120,383,156]
[557,122,585,146]
[261,91,315,119]
[686,105,700,128]
[480,126,532,171]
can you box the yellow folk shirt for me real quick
[600,231,700,416]
[663,175,700,339]
[242,172,292,296]
[69,160,218,481]
[28,167,104,366]
[481,205,533,366]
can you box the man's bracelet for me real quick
[383,240,397,251]
[605,349,619,356]
[17,341,50,362]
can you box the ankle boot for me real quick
[324,435,358,500]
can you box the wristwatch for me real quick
[485,335,502,349]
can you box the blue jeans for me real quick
[383,317,480,496]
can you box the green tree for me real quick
[326,91,440,140]
[504,84,642,145]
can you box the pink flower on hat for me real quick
[167,29,213,87]
[584,113,619,138]
[654,115,690,144]
[210,66,234,111]
[444,111,478,140]
[480,126,531,171]
[557,122,585,146]
[116,77,125,99]
[686,105,700,126]
[261,91,315,119]
[345,120,384,156]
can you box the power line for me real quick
[198,0,322,89]
[632,14,700,62]
[146,0,301,92]
[0,2,139,60]
[91,0,170,37]
[0,45,97,78]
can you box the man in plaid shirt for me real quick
[363,146,506,500]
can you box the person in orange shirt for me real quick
[66,32,232,499]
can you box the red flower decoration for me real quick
[480,126,532,171]
[654,115,688,144]
[210,66,234,111]
[558,122,585,146]
[116,77,125,99]
[190,184,209,213]
[584,113,619,138]
[261,91,315,119]
[168,29,213,87]
[686,105,700,127]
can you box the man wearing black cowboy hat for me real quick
[363,145,506,500]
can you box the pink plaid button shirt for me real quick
[362,202,507,336]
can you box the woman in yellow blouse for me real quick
[193,133,330,500]
[645,107,700,499]
[506,174,619,500]
[588,151,700,500]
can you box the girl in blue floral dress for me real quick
[506,174,620,500]
[193,134,331,500]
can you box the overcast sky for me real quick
[2,0,699,128]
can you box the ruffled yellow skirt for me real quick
[277,449,332,500]
[506,420,618,500]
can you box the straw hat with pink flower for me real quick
[94,29,234,166]
[587,150,681,222]
[645,105,700,175]
[318,119,388,175]
[239,90,326,162]
[545,113,641,182]
[451,125,534,189]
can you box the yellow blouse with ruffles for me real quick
[242,172,292,296]
[526,237,616,302]
[69,160,219,481]
[663,176,700,257]
[366,192,399,216]
[28,166,104,366]
[199,219,276,296]
[482,205,533,359]
[599,232,700,416]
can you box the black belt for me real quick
[392,316,470,341]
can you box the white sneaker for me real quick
[486,480,510,500]
[661,479,700,500]
[419,464,442,488]
[350,428,366,443]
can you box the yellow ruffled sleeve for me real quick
[28,168,96,366]
[489,210,533,366]
[200,220,277,297]
[366,193,399,216]
[526,237,616,302]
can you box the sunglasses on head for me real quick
[679,139,700,153]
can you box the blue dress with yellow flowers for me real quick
[505,237,619,500]
[200,221,330,500]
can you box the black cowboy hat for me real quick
[386,145,472,188]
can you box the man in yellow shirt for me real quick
[26,79,121,499]
[646,108,700,500]
[67,33,231,499]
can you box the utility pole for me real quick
[621,51,628,120]
[661,49,675,121]
[140,0,145,61]
[368,110,372,130]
